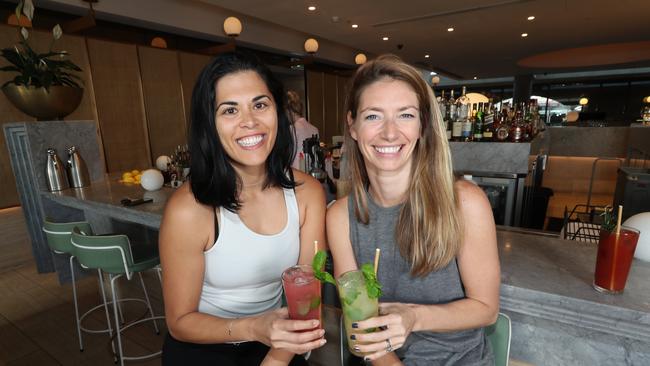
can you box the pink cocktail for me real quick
[282,265,322,328]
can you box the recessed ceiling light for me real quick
[308,6,316,11]
[527,16,535,21]
[382,36,389,41]
[351,24,358,28]
[447,27,454,32]
[473,76,478,80]
[425,54,430,58]
[521,33,528,37]
[430,71,437,75]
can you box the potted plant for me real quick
[0,0,84,120]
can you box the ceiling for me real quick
[198,0,650,79]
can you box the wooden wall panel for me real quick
[323,73,338,145]
[0,25,27,208]
[178,52,211,130]
[336,75,349,138]
[87,39,150,172]
[306,70,324,134]
[138,46,186,161]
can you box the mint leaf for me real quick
[361,263,382,299]
[342,288,360,306]
[309,296,321,310]
[312,250,326,271]
[312,250,336,285]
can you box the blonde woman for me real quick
[327,55,500,365]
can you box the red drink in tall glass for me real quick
[593,227,640,294]
[282,265,322,329]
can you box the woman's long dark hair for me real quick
[188,51,295,211]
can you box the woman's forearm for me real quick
[169,311,257,344]
[411,298,498,333]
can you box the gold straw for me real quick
[314,240,318,256]
[616,205,623,236]
[373,248,381,275]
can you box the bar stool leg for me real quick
[98,270,117,362]
[110,274,126,366]
[69,255,84,352]
[138,272,160,334]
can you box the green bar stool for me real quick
[486,312,512,366]
[42,220,116,354]
[70,226,163,366]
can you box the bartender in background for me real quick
[287,90,319,170]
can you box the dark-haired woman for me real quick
[327,54,499,365]
[159,52,327,366]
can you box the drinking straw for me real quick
[373,248,381,275]
[616,205,623,236]
[314,240,318,256]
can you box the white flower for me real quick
[52,24,62,40]
[20,27,28,40]
[22,0,34,21]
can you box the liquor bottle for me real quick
[495,105,510,142]
[458,87,471,141]
[510,103,525,142]
[473,102,484,142]
[461,104,474,142]
[482,102,495,141]
[450,90,462,141]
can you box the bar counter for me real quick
[41,177,650,365]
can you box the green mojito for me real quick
[337,269,379,357]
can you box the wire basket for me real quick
[560,204,606,244]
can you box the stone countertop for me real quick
[42,177,650,341]
[41,175,172,229]
[498,228,650,342]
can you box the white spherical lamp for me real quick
[579,97,589,106]
[623,212,650,262]
[223,16,242,37]
[354,53,367,65]
[140,169,164,191]
[155,155,171,171]
[304,38,319,54]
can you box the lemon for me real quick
[122,176,135,183]
[131,169,140,175]
[122,172,133,180]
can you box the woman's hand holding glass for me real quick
[252,307,326,355]
[350,302,417,361]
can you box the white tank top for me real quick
[198,188,301,319]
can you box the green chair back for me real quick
[43,220,93,254]
[485,312,512,366]
[70,227,135,278]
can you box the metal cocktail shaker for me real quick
[45,148,69,191]
[66,146,90,188]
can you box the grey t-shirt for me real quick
[347,194,494,366]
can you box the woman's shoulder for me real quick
[454,178,491,216]
[163,183,213,227]
[326,194,349,220]
[291,169,325,202]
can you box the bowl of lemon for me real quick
[120,170,142,185]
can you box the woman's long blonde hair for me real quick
[344,54,463,276]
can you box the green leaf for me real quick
[309,296,321,310]
[361,263,382,299]
[312,250,336,285]
[312,250,326,272]
[342,288,360,306]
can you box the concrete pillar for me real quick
[513,74,533,104]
